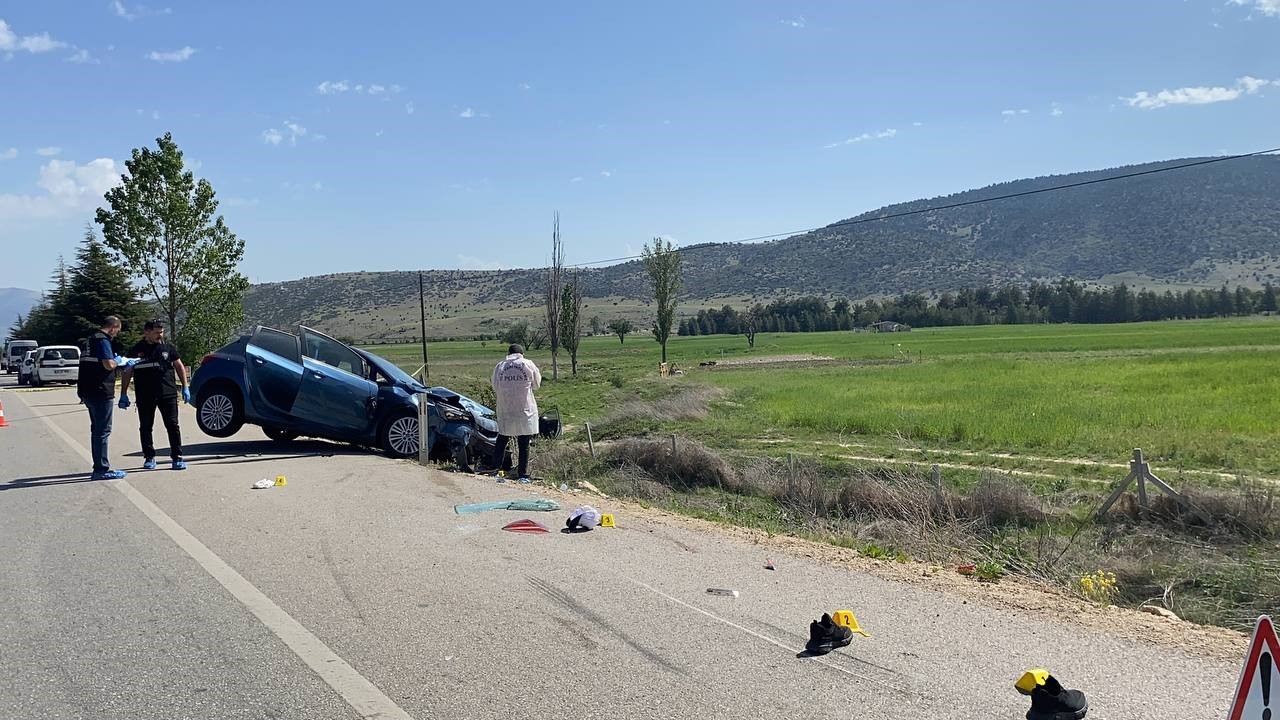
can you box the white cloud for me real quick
[312,181,323,191]
[600,170,612,178]
[375,129,384,137]
[36,147,62,157]
[823,128,897,149]
[0,148,16,160]
[146,46,195,62]
[1050,102,1064,117]
[65,48,97,64]
[570,176,583,183]
[519,82,532,90]
[317,80,351,94]
[1229,0,1280,17]
[316,80,402,95]
[262,121,308,147]
[459,107,475,118]
[1001,108,1030,116]
[912,121,923,127]
[405,101,415,115]
[112,1,172,20]
[457,254,505,271]
[781,16,806,28]
[261,128,283,145]
[1121,75,1275,109]
[0,20,68,54]
[151,110,160,120]
[0,157,122,225]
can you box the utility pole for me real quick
[418,270,430,382]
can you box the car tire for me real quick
[263,426,299,443]
[196,385,244,438]
[380,411,419,458]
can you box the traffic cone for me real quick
[0,398,7,428]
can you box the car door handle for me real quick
[311,372,323,379]
[252,357,265,365]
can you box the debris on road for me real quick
[577,480,609,498]
[565,505,601,533]
[252,478,273,489]
[957,564,976,575]
[706,588,739,598]
[502,519,551,534]
[454,499,561,515]
[1140,605,1181,621]
[801,613,853,656]
[764,558,775,570]
[1015,669,1089,720]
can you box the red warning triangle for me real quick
[1227,615,1279,720]
[502,519,550,534]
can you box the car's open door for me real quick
[245,326,304,419]
[292,327,378,438]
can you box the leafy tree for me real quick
[558,277,583,375]
[96,132,249,361]
[642,237,682,363]
[502,320,531,347]
[589,315,602,336]
[1263,283,1278,313]
[607,318,633,344]
[742,304,764,348]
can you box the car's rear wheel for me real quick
[263,426,299,443]
[380,412,419,458]
[196,386,244,438]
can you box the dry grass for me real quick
[603,437,739,491]
[592,385,723,438]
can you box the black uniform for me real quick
[128,340,184,461]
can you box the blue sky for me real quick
[1,0,1278,291]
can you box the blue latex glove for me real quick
[112,355,140,368]
[113,354,126,366]
[118,394,131,410]
[181,387,191,404]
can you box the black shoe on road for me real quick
[804,613,854,655]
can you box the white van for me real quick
[29,345,81,386]
[3,339,38,373]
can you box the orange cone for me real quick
[0,399,7,428]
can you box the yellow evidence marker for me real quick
[1015,668,1050,694]
[831,609,870,637]
[274,475,287,487]
[599,513,616,528]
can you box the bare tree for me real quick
[642,237,682,363]
[559,275,584,375]
[544,212,564,379]
[742,303,764,348]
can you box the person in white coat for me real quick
[491,343,543,482]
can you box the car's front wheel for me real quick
[380,412,419,458]
[196,386,244,438]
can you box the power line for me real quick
[567,146,1280,269]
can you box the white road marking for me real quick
[622,575,916,695]
[13,392,416,720]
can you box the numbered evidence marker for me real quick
[1228,615,1279,720]
[275,475,287,487]
[599,513,616,528]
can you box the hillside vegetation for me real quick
[243,155,1280,339]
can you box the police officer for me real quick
[118,319,190,471]
[77,316,136,479]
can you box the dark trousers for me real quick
[493,434,532,478]
[84,397,114,474]
[138,393,183,460]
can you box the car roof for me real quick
[37,345,80,350]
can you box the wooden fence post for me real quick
[585,422,596,459]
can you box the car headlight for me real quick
[441,407,468,422]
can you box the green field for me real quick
[368,316,1280,478]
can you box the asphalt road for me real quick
[0,374,1243,719]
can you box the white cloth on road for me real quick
[491,353,542,436]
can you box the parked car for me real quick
[190,326,552,461]
[28,345,81,386]
[16,350,36,386]
[3,339,38,373]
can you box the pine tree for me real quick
[1263,283,1278,314]
[64,224,148,350]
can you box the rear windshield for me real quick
[42,348,80,360]
[8,343,36,356]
